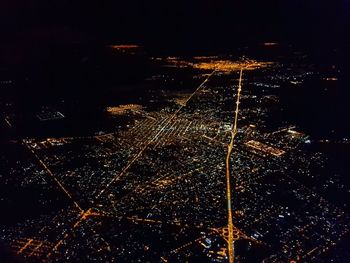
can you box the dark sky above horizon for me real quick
[0,0,349,54]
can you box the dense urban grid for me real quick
[0,45,349,262]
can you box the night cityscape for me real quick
[1,1,350,262]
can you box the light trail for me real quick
[28,242,43,257]
[4,117,12,128]
[225,68,243,263]
[95,70,216,199]
[17,239,33,255]
[22,141,83,212]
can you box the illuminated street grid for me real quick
[0,55,349,262]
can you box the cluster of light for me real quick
[192,59,274,72]
[245,140,285,157]
[106,104,143,115]
[170,93,191,106]
[164,57,274,72]
[164,57,189,68]
[174,97,188,106]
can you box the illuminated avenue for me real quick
[225,68,243,263]
[0,46,350,263]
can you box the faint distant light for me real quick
[325,77,338,81]
[108,44,139,50]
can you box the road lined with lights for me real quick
[225,68,243,263]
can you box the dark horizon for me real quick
[0,1,349,56]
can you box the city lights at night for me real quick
[0,1,350,262]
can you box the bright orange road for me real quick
[225,68,243,263]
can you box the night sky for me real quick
[0,0,349,57]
